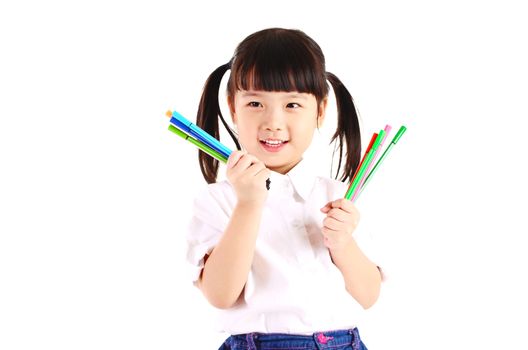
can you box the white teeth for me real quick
[264,140,283,145]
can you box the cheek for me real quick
[236,124,257,146]
[296,124,316,143]
[237,122,255,136]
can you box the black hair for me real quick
[196,28,361,184]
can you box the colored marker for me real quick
[169,110,231,159]
[351,125,392,202]
[346,132,378,196]
[345,130,385,200]
[357,125,407,198]
[168,124,228,163]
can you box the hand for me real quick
[227,150,270,206]
[320,198,360,251]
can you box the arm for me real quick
[320,199,382,309]
[198,201,264,309]
[197,151,270,309]
[329,237,382,309]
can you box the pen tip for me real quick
[165,110,172,118]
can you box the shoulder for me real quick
[187,181,236,229]
[192,180,236,224]
[195,180,234,202]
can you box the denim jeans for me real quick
[218,328,368,350]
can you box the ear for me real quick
[227,95,237,125]
[317,98,328,128]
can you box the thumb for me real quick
[320,202,332,213]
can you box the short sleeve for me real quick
[185,184,232,284]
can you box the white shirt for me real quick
[185,159,383,335]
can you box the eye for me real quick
[286,102,301,108]
[248,101,262,108]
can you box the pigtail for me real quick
[326,72,362,183]
[196,62,241,184]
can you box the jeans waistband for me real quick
[223,328,363,350]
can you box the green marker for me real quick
[358,125,407,197]
[345,129,386,200]
[168,124,228,163]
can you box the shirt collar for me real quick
[268,159,316,201]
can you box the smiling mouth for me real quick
[259,139,289,152]
[260,139,289,147]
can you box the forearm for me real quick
[330,238,382,309]
[199,202,263,309]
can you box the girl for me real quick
[186,28,383,350]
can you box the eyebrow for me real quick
[240,92,262,98]
[240,91,309,99]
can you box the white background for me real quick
[1,0,527,349]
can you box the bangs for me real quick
[228,29,328,101]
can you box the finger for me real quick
[323,216,346,231]
[227,150,246,169]
[320,201,332,212]
[247,161,267,177]
[331,198,357,215]
[326,208,349,223]
[239,153,263,169]
[229,153,258,177]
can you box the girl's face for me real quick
[230,90,326,174]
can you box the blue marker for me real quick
[169,111,231,159]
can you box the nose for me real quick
[263,107,286,131]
